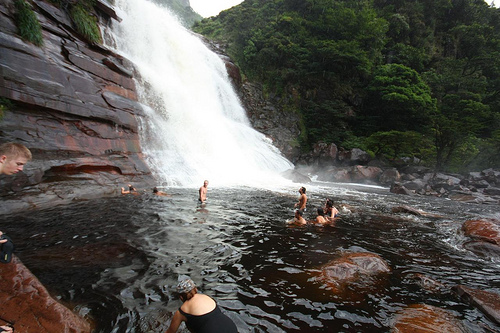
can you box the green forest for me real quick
[193,0,500,172]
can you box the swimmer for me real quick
[288,209,307,226]
[121,184,138,195]
[153,187,171,196]
[324,198,339,221]
[314,207,328,225]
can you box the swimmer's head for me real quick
[317,208,324,216]
[295,209,303,217]
[153,187,158,193]
[299,187,306,194]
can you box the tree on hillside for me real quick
[362,64,436,133]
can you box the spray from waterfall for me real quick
[108,0,294,187]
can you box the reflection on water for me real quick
[3,183,500,332]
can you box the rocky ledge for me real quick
[291,142,500,205]
[0,0,155,214]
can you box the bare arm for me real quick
[166,310,185,333]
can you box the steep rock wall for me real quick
[0,0,154,213]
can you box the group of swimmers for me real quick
[120,180,209,203]
[289,187,340,226]
[121,184,171,196]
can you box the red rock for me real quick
[392,304,467,333]
[0,256,91,333]
[454,285,500,325]
[462,219,500,245]
[318,252,390,295]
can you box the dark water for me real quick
[2,182,500,332]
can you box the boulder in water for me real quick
[0,255,91,332]
[391,304,467,333]
[462,219,500,246]
[390,183,414,195]
[453,285,500,325]
[391,205,443,218]
[317,252,391,296]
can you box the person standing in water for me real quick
[294,187,307,211]
[0,142,32,175]
[165,278,238,333]
[199,180,208,203]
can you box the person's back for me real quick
[180,293,215,315]
[315,208,328,225]
[179,294,237,333]
[166,278,237,333]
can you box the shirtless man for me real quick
[0,142,32,175]
[294,187,307,211]
[199,180,208,203]
[288,209,307,226]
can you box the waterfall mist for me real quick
[109,0,294,187]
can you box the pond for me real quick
[3,182,500,332]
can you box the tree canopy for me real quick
[193,0,500,172]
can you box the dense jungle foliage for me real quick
[193,0,500,172]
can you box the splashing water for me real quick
[109,0,294,187]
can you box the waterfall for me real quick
[109,0,294,187]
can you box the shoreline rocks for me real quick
[290,142,500,205]
[0,255,91,333]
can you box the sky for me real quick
[190,0,498,18]
[189,0,244,17]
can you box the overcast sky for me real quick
[190,0,244,17]
[190,0,498,18]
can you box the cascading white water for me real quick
[109,0,294,187]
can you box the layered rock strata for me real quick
[0,0,154,214]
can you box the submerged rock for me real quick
[317,252,391,296]
[391,304,467,333]
[0,256,91,332]
[453,285,500,325]
[391,205,443,218]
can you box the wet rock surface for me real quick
[0,256,91,333]
[453,285,500,325]
[391,304,468,333]
[0,0,154,214]
[317,252,391,297]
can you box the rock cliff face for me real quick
[0,0,154,213]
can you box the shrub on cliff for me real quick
[69,2,102,44]
[14,0,43,46]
